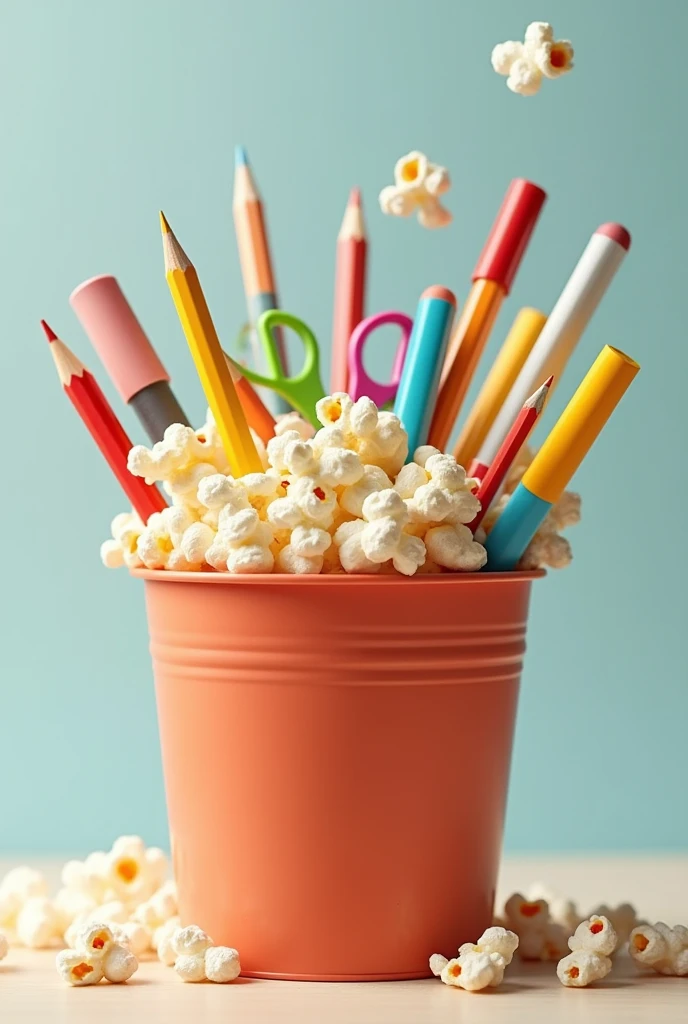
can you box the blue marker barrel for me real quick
[393,286,456,459]
[483,482,552,571]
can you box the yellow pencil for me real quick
[160,212,262,476]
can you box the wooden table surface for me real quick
[1,855,686,1023]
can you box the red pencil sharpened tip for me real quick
[349,187,362,207]
[41,319,58,342]
[545,374,554,387]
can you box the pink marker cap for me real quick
[595,223,631,251]
[69,275,169,402]
[472,179,547,294]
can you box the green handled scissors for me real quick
[238,310,326,428]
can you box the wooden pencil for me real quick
[42,320,167,523]
[331,187,367,393]
[160,212,262,476]
[470,376,552,532]
[233,146,289,391]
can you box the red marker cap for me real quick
[472,179,547,294]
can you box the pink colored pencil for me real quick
[469,376,553,532]
[331,187,367,393]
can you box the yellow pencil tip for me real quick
[159,210,171,235]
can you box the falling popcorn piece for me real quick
[491,22,574,96]
[379,151,452,229]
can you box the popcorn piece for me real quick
[137,511,198,571]
[556,913,616,987]
[173,924,213,956]
[334,488,426,575]
[105,836,167,903]
[0,867,48,930]
[379,151,452,229]
[432,928,517,991]
[491,40,524,74]
[417,196,453,230]
[339,465,392,518]
[557,949,611,987]
[206,506,275,574]
[111,922,152,958]
[53,888,98,932]
[429,952,448,976]
[155,916,181,965]
[175,952,207,983]
[15,897,61,948]
[440,951,506,991]
[506,58,542,97]
[134,880,178,931]
[472,926,520,965]
[594,904,631,939]
[197,474,249,517]
[274,411,315,440]
[56,948,105,987]
[528,882,581,933]
[77,921,117,955]
[61,855,108,904]
[424,524,486,572]
[503,893,549,960]
[629,922,688,976]
[101,511,145,570]
[102,942,139,983]
[128,417,228,486]
[204,945,241,983]
[492,22,573,96]
[333,521,379,574]
[568,915,618,958]
[406,453,480,527]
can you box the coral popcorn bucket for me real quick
[137,569,542,981]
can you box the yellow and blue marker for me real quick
[484,345,640,571]
[393,285,457,458]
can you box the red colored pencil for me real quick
[469,376,553,532]
[42,320,167,523]
[331,187,367,393]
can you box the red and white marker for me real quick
[470,223,631,480]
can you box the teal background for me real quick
[1,0,685,854]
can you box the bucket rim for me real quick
[130,568,545,586]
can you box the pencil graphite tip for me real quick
[349,186,362,207]
[235,145,249,168]
[159,210,171,236]
[544,374,554,388]
[40,319,58,343]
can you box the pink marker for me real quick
[471,223,631,478]
[70,275,189,442]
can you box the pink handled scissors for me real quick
[347,311,413,406]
